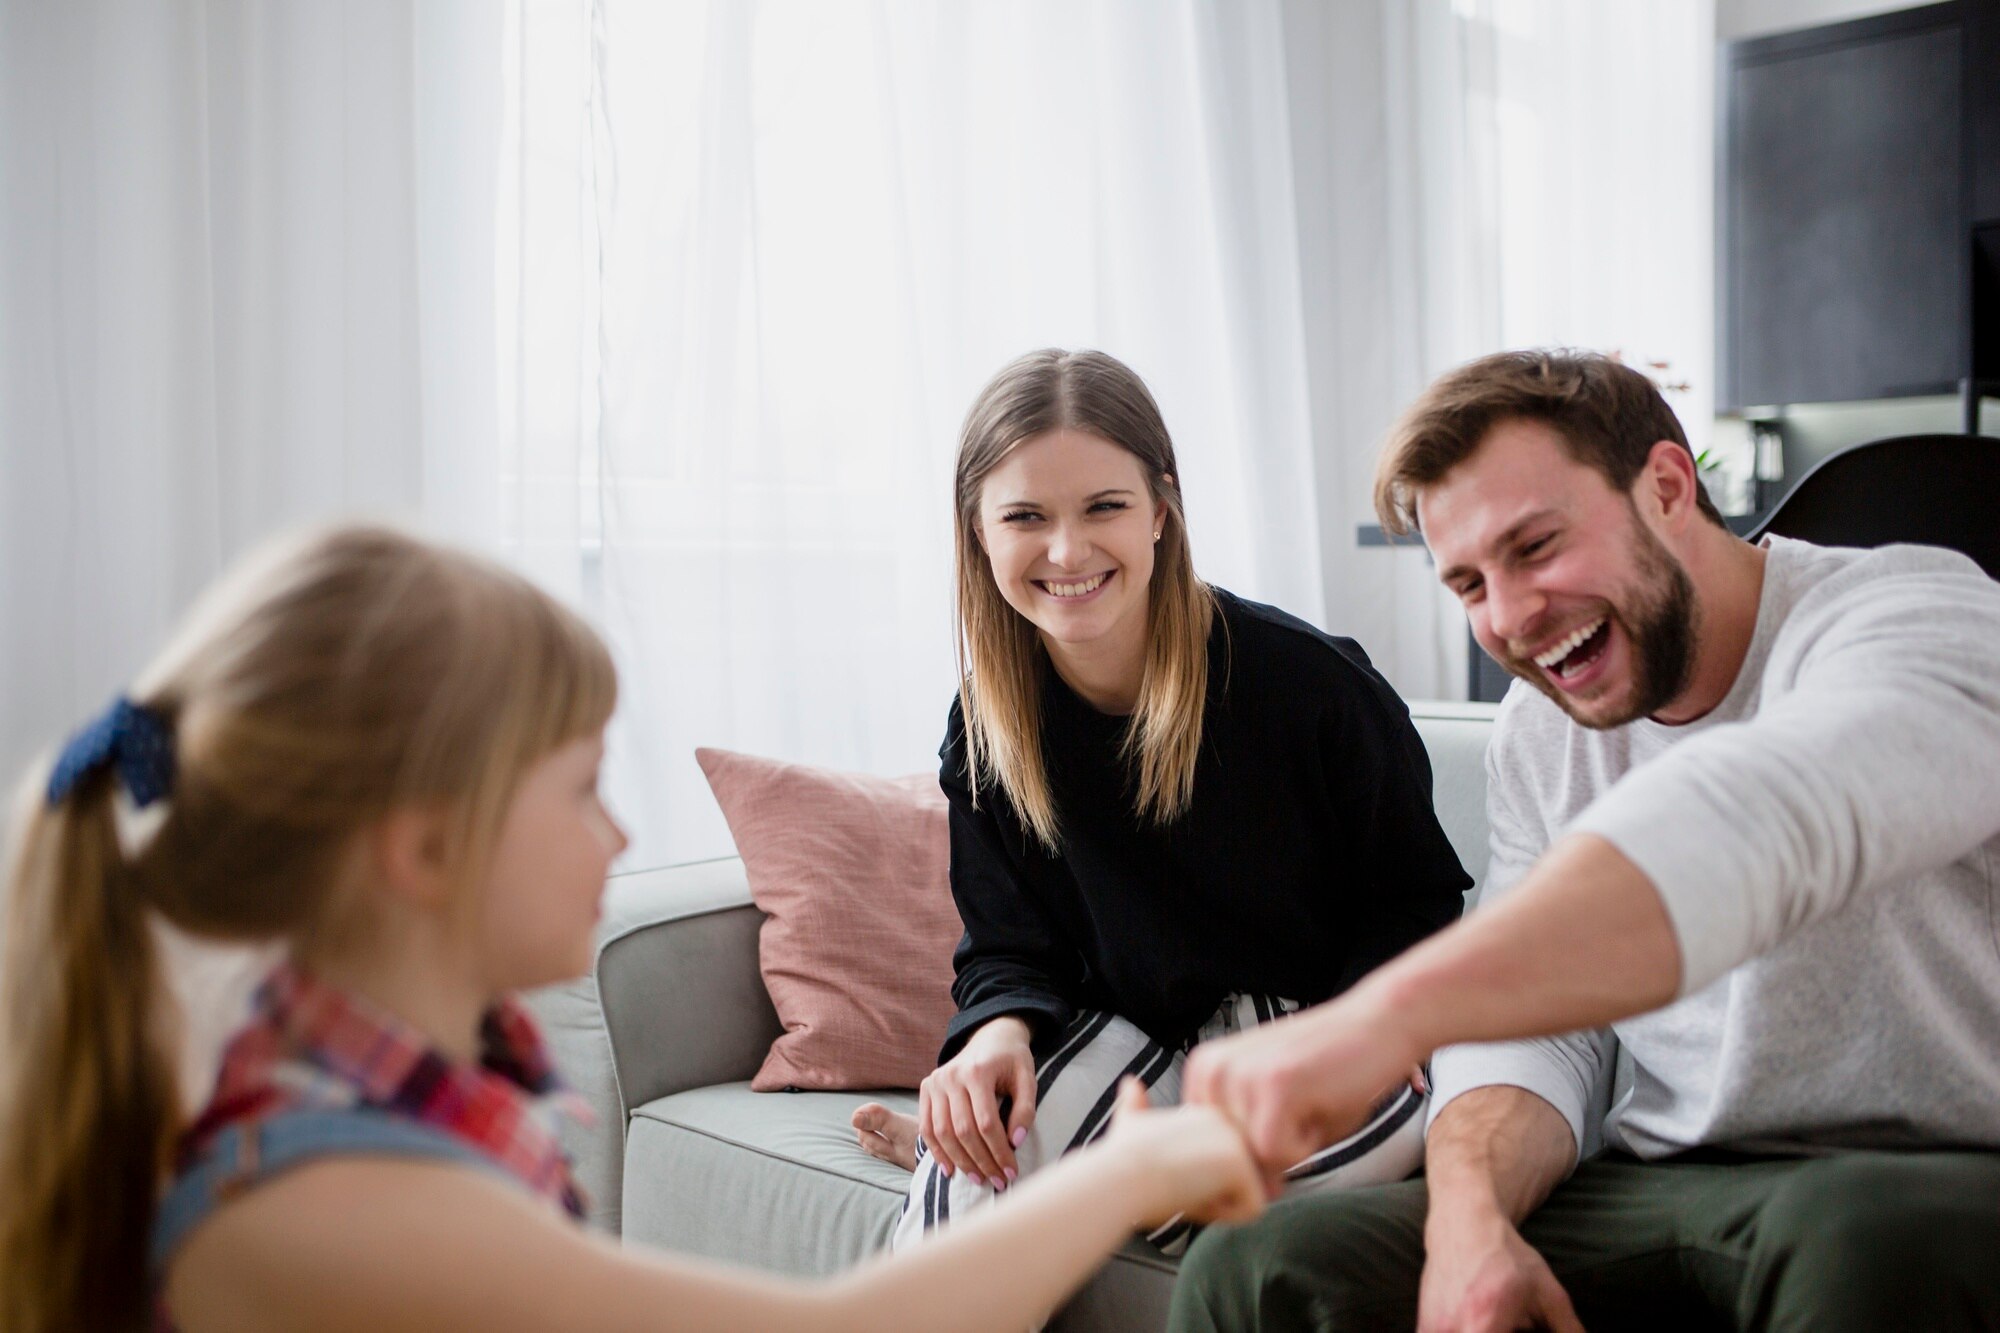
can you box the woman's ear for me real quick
[369,806,457,911]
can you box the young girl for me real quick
[0,525,1262,1333]
[853,349,1471,1252]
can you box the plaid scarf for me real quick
[180,963,590,1219]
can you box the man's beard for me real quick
[1500,520,1698,729]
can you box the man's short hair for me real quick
[1373,348,1724,536]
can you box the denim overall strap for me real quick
[150,1107,508,1278]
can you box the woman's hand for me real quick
[918,1016,1037,1186]
[1100,1079,1266,1229]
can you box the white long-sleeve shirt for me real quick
[1430,537,2000,1161]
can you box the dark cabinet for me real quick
[1719,1,2000,412]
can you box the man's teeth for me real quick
[1044,573,1109,598]
[1533,618,1605,669]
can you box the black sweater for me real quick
[938,588,1470,1062]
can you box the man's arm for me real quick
[1417,1088,1583,1333]
[1190,557,2000,1165]
[1572,560,2000,993]
[1426,1085,1574,1228]
[1183,831,1675,1177]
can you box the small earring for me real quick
[1153,530,1162,542]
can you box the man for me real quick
[1168,350,2000,1332]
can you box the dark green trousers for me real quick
[1170,1150,2000,1332]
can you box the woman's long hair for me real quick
[0,525,617,1333]
[953,349,1215,851]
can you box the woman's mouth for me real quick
[1035,571,1112,600]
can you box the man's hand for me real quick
[1420,1206,1582,1333]
[1181,989,1418,1188]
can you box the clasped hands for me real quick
[922,999,1574,1329]
[1184,995,1587,1333]
[918,997,1417,1195]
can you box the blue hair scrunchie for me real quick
[45,697,176,809]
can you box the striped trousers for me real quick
[891,994,1427,1256]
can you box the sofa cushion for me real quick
[624,1084,915,1272]
[622,1083,1178,1328]
[1411,703,1498,900]
[696,748,960,1091]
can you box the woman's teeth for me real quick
[1534,618,1606,670]
[1043,572,1109,598]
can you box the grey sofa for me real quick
[527,701,1498,1332]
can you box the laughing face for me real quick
[976,428,1169,670]
[1420,418,1699,729]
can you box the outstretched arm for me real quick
[1184,831,1674,1181]
[167,1085,1263,1333]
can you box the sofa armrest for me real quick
[596,857,782,1122]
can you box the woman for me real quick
[853,349,1471,1253]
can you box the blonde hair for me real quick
[0,525,617,1333]
[953,349,1216,852]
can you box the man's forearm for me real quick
[1423,1086,1575,1230]
[1360,833,1681,1061]
[1180,833,1677,1180]
[1414,1086,1591,1333]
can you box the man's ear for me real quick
[370,806,457,911]
[1641,440,1703,532]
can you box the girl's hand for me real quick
[1102,1079,1266,1229]
[918,1016,1037,1186]
[1182,993,1419,1195]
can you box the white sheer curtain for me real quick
[500,0,1329,869]
[2,0,1714,872]
[1283,0,1714,705]
[1475,0,1716,450]
[0,0,503,789]
[0,0,503,1099]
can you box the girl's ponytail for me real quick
[1,761,179,1333]
[0,524,617,1327]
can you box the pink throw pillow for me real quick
[695,748,960,1091]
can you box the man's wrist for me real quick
[1423,1159,1510,1241]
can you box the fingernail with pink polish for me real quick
[967,1172,984,1187]
[1005,1167,1018,1183]
[1012,1127,1028,1148]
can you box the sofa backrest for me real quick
[1407,701,1497,903]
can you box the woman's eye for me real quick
[1522,536,1553,558]
[1089,500,1130,514]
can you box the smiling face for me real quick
[976,428,1170,670]
[1421,418,1698,729]
[476,731,628,991]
